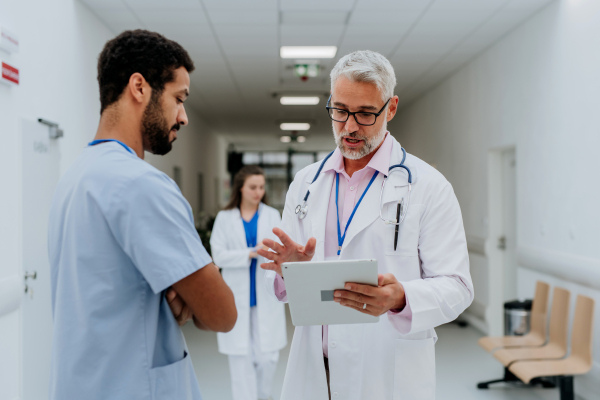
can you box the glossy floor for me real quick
[183,308,583,400]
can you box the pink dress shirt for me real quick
[274,133,412,357]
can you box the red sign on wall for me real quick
[1,61,19,85]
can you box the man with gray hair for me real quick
[259,50,473,399]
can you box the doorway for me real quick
[20,118,61,400]
[487,147,517,336]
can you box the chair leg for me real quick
[530,377,556,388]
[477,368,519,389]
[557,376,574,400]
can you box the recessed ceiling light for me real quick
[280,123,310,131]
[297,136,306,143]
[280,97,320,105]
[280,136,292,143]
[280,46,337,59]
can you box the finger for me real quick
[379,273,399,286]
[167,295,183,318]
[268,240,285,254]
[272,227,297,249]
[344,282,376,297]
[166,288,177,303]
[338,300,378,316]
[261,238,278,251]
[334,290,374,306]
[257,248,279,262]
[260,262,279,271]
[303,237,317,257]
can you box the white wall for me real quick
[0,1,113,398]
[390,0,600,397]
[0,1,226,399]
[145,112,229,217]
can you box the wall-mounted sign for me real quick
[1,60,19,85]
[0,25,19,54]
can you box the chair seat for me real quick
[493,343,566,366]
[478,333,544,353]
[509,356,592,384]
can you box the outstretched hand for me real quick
[257,227,316,277]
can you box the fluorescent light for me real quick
[280,46,337,59]
[280,123,310,131]
[280,136,292,143]
[280,96,320,105]
[297,136,306,143]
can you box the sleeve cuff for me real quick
[387,287,412,334]
[274,274,288,302]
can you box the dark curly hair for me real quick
[97,30,195,114]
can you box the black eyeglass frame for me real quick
[325,94,392,126]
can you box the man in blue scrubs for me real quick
[47,30,237,400]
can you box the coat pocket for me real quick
[393,338,436,400]
[148,351,201,400]
[383,204,423,256]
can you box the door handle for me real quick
[24,271,37,280]
[497,236,506,250]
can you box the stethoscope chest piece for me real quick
[295,202,308,219]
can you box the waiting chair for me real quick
[493,287,570,366]
[478,281,550,353]
[509,294,595,400]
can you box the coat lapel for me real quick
[303,168,334,260]
[340,138,416,255]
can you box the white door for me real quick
[21,119,61,400]
[501,148,517,302]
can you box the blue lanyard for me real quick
[335,170,379,255]
[88,139,134,155]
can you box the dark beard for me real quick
[141,91,178,155]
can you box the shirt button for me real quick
[350,186,355,190]
[333,392,339,397]
[330,341,337,348]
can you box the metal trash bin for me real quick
[504,299,532,336]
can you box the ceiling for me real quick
[81,0,553,151]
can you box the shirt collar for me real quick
[323,132,394,176]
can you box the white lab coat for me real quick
[211,203,287,356]
[265,137,474,400]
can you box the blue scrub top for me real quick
[47,141,211,400]
[242,211,259,307]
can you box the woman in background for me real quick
[210,165,287,400]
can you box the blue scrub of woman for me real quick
[210,166,287,400]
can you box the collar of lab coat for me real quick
[302,136,417,256]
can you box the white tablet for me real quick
[281,259,379,326]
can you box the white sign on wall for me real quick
[0,25,19,54]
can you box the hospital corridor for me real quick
[0,0,599,400]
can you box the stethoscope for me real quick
[295,147,413,226]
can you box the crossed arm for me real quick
[257,227,407,316]
[167,262,237,332]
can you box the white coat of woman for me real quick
[210,165,287,400]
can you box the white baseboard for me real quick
[459,310,488,335]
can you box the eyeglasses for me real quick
[325,94,391,126]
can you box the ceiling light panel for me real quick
[280,11,349,25]
[280,97,320,105]
[280,123,310,131]
[280,46,337,59]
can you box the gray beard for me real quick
[332,119,388,160]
